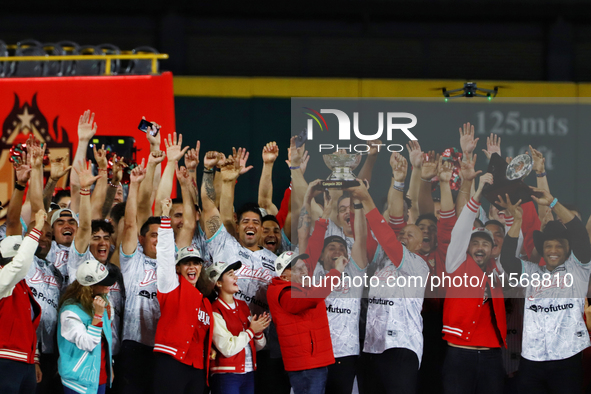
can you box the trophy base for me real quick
[321,180,360,189]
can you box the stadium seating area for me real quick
[0,39,161,77]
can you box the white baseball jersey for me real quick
[68,239,124,355]
[191,225,211,268]
[313,258,365,358]
[206,225,277,316]
[46,241,70,287]
[519,254,591,361]
[25,256,63,354]
[363,245,429,365]
[119,246,161,347]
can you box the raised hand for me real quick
[530,187,554,206]
[78,110,97,141]
[184,141,200,171]
[250,313,271,334]
[74,160,103,189]
[176,163,192,186]
[406,140,423,169]
[438,157,454,183]
[111,155,127,184]
[420,151,440,180]
[495,193,523,221]
[460,153,482,181]
[49,153,72,181]
[300,150,310,175]
[459,122,479,154]
[164,132,189,162]
[288,135,305,168]
[529,145,545,174]
[220,155,242,182]
[142,116,162,148]
[27,138,45,169]
[262,141,279,164]
[334,255,349,273]
[34,209,48,230]
[482,133,501,159]
[304,179,325,205]
[204,151,220,170]
[161,198,172,217]
[130,159,147,184]
[148,150,166,166]
[232,147,253,175]
[390,152,408,182]
[14,151,31,185]
[93,144,108,170]
[367,139,383,157]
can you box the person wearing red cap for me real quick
[207,260,270,394]
[267,251,346,394]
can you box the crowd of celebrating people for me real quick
[1,110,591,394]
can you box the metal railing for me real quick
[0,53,169,75]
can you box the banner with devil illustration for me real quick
[0,71,175,206]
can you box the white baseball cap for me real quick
[0,235,24,259]
[470,227,495,244]
[206,260,242,284]
[76,259,117,286]
[275,251,309,277]
[176,246,203,265]
[50,208,79,227]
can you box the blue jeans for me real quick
[63,384,105,394]
[210,372,254,394]
[288,366,328,394]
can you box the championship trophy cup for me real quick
[483,153,541,210]
[321,152,362,188]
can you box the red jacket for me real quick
[154,275,213,369]
[267,274,338,372]
[0,279,41,364]
[442,256,506,347]
[210,298,262,373]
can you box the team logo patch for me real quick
[85,275,94,283]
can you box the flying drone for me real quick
[436,82,501,101]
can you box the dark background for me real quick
[3,0,591,81]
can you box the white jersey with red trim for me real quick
[25,256,63,354]
[206,225,277,316]
[119,246,161,347]
[313,258,365,358]
[68,239,124,355]
[46,241,70,286]
[363,245,429,365]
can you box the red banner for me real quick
[0,71,176,205]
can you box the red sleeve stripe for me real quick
[388,216,405,225]
[439,209,456,219]
[505,217,514,225]
[28,228,42,242]
[254,332,264,339]
[160,218,171,229]
[466,198,480,213]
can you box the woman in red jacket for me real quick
[207,260,270,394]
[153,199,213,394]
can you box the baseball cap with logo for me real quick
[176,246,204,265]
[275,251,309,277]
[0,235,24,259]
[76,259,118,286]
[470,227,494,244]
[50,208,79,227]
[206,260,242,284]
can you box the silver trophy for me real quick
[321,152,362,188]
[506,154,533,180]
